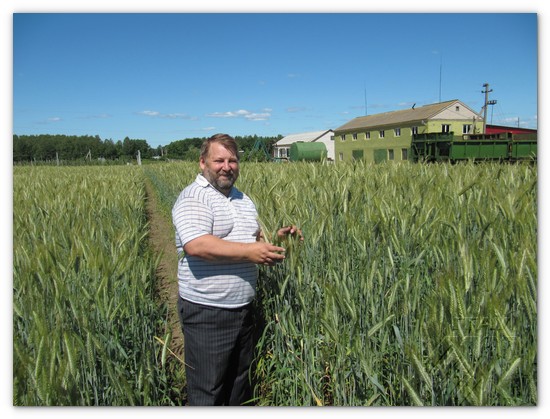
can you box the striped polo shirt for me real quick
[172,174,261,308]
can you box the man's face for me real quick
[200,142,240,196]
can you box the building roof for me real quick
[486,124,537,134]
[275,129,333,146]
[334,99,479,133]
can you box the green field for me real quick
[13,160,537,406]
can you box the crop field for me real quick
[13,166,175,405]
[13,160,537,406]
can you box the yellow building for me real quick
[333,99,484,163]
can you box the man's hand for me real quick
[276,225,304,242]
[248,242,286,266]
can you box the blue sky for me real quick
[12,12,538,148]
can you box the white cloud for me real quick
[207,108,272,121]
[207,111,237,118]
[139,110,160,117]
[137,110,197,120]
[166,113,198,120]
[286,106,306,113]
[36,117,62,125]
[245,112,270,121]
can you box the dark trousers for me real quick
[177,297,255,406]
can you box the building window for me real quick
[352,133,357,141]
[394,128,401,137]
[456,106,460,112]
[379,130,385,139]
[339,152,344,161]
[340,134,346,142]
[402,148,408,160]
[366,132,371,140]
[462,124,472,134]
[442,124,451,133]
[277,148,284,158]
[388,149,394,160]
[412,126,418,135]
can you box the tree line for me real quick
[165,134,282,162]
[13,134,153,163]
[13,134,283,163]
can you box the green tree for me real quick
[103,139,119,159]
[122,137,136,157]
[183,146,201,161]
[13,135,32,161]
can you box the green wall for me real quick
[334,120,484,163]
[335,127,415,163]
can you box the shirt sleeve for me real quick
[172,195,213,248]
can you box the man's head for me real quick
[199,133,240,196]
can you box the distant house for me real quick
[273,129,335,161]
[333,99,484,163]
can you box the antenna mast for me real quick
[439,54,442,102]
[481,83,493,134]
[364,84,368,116]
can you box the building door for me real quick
[352,149,364,161]
[374,149,387,163]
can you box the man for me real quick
[172,133,300,405]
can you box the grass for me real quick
[13,160,537,406]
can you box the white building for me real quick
[273,129,335,160]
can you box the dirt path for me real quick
[144,181,184,360]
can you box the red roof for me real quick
[486,125,537,135]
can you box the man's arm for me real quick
[184,235,286,266]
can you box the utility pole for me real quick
[481,83,493,134]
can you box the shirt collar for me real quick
[195,173,210,187]
[195,173,236,198]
